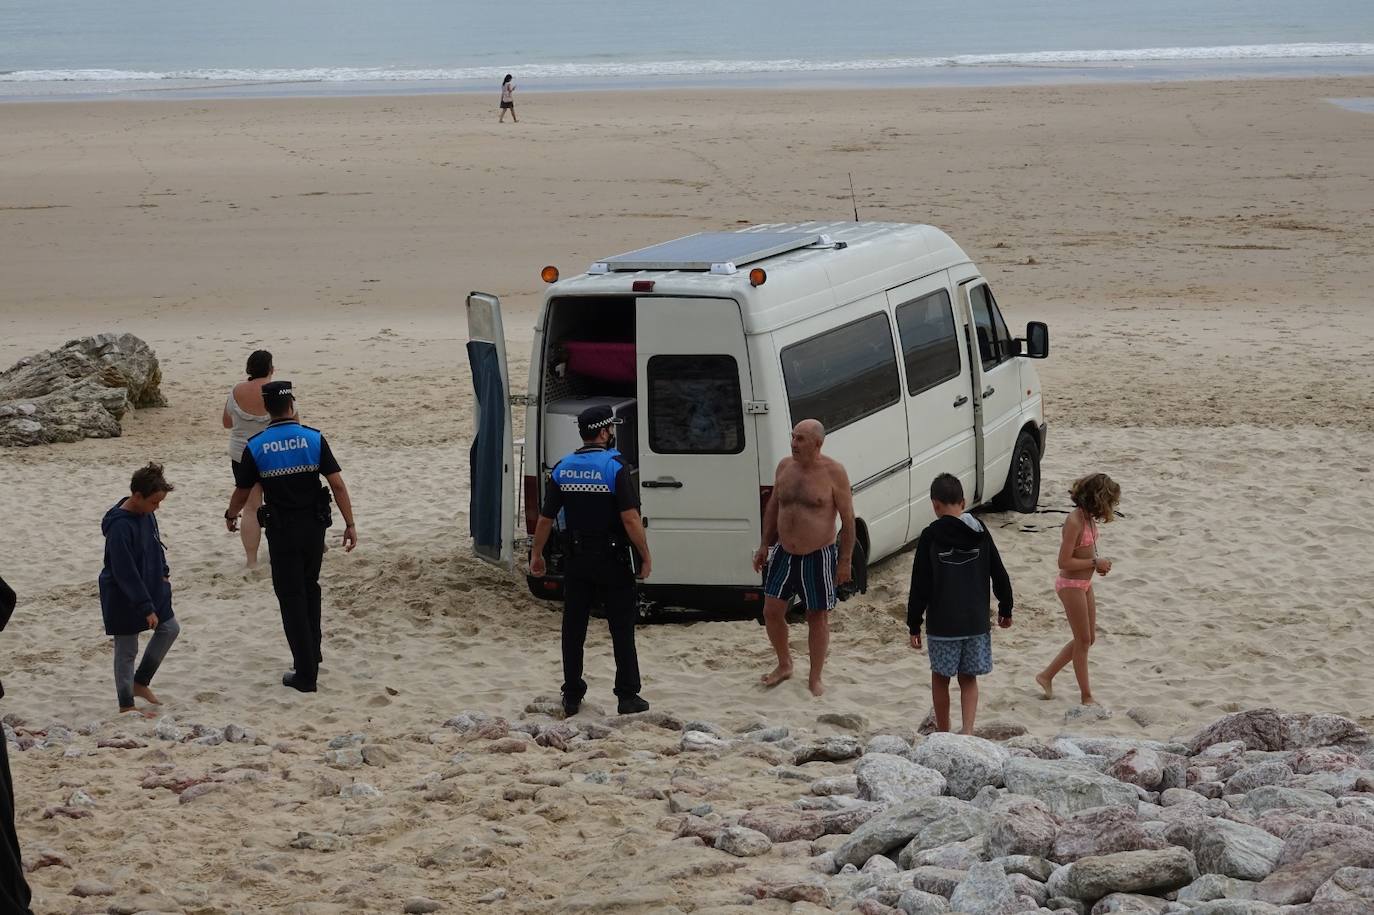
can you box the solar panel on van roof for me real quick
[598,232,822,272]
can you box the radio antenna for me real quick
[848,173,859,221]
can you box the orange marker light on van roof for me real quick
[749,268,767,287]
[541,265,559,283]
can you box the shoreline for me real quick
[4,54,1374,103]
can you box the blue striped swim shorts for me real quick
[764,543,838,612]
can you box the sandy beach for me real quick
[2,78,1374,913]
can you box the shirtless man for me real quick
[752,420,855,696]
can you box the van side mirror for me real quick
[1020,321,1049,359]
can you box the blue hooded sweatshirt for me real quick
[99,499,173,636]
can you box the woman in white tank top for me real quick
[221,350,273,569]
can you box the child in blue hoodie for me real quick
[99,463,180,716]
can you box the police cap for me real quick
[577,404,624,437]
[262,380,294,410]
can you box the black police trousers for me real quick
[0,738,33,915]
[561,558,640,702]
[266,515,326,687]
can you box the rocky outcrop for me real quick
[0,333,165,446]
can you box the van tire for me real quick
[994,429,1041,513]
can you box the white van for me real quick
[466,221,1048,612]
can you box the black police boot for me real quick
[562,694,581,718]
[617,695,649,715]
[282,671,317,693]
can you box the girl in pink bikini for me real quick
[1036,473,1121,706]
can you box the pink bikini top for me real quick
[1077,511,1099,548]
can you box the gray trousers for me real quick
[113,617,180,708]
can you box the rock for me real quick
[1062,848,1199,901]
[1089,893,1172,913]
[1048,897,1087,915]
[1254,840,1374,905]
[1193,818,1284,881]
[901,837,984,871]
[1275,822,1374,868]
[324,748,365,769]
[794,736,864,765]
[178,783,223,804]
[747,874,831,905]
[681,730,730,752]
[910,866,969,898]
[949,861,1020,914]
[813,774,861,796]
[1280,713,1369,750]
[70,880,116,897]
[444,710,496,732]
[715,825,772,857]
[820,711,870,732]
[486,738,527,754]
[327,733,365,749]
[153,716,183,742]
[1189,710,1288,755]
[834,796,977,868]
[96,737,146,750]
[403,898,441,914]
[1051,806,1167,863]
[740,806,825,843]
[1177,872,1258,902]
[340,782,381,799]
[976,722,1029,741]
[477,888,507,904]
[0,334,165,447]
[1182,901,1282,914]
[1224,761,1293,795]
[896,887,952,914]
[1008,871,1048,906]
[361,745,396,767]
[1106,749,1165,791]
[1003,758,1139,817]
[224,723,254,743]
[911,732,1010,801]
[822,802,886,836]
[994,854,1057,882]
[290,831,349,852]
[869,735,916,757]
[1313,866,1374,903]
[1240,786,1337,816]
[857,753,949,804]
[1065,705,1114,726]
[986,798,1061,859]
[1291,748,1363,775]
[742,725,790,742]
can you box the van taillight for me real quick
[524,475,539,534]
[759,486,773,536]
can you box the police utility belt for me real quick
[257,486,334,531]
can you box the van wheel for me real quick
[837,539,868,601]
[994,430,1041,513]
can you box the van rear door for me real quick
[635,297,761,586]
[465,292,516,570]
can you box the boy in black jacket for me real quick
[908,474,1013,734]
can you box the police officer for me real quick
[529,405,651,717]
[224,381,356,692]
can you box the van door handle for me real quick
[642,479,684,489]
[953,395,969,408]
[982,386,995,398]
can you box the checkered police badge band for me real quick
[261,464,319,478]
[559,483,612,493]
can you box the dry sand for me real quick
[1,78,1373,912]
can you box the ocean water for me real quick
[2,0,1373,98]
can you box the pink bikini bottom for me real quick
[1055,576,1093,592]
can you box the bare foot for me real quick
[1034,672,1054,700]
[132,683,161,705]
[1080,696,1098,706]
[760,665,792,687]
[808,676,824,697]
[119,706,157,719]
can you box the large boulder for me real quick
[0,333,166,446]
[1002,758,1138,816]
[1254,841,1374,905]
[910,732,1010,800]
[947,861,1021,914]
[1187,710,1368,756]
[1312,866,1374,904]
[833,797,975,869]
[1193,818,1285,881]
[985,798,1061,859]
[1057,848,1199,901]
[1051,806,1168,863]
[857,753,949,804]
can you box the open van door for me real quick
[466,292,516,570]
[635,297,761,586]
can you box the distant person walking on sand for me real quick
[499,74,517,122]
[99,463,181,717]
[753,420,855,697]
[0,574,35,914]
[225,381,357,693]
[1036,472,1121,706]
[222,350,274,569]
[907,473,1013,735]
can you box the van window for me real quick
[781,312,901,433]
[969,284,1014,370]
[647,355,745,454]
[895,289,961,396]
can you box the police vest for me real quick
[552,448,621,495]
[247,422,323,478]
